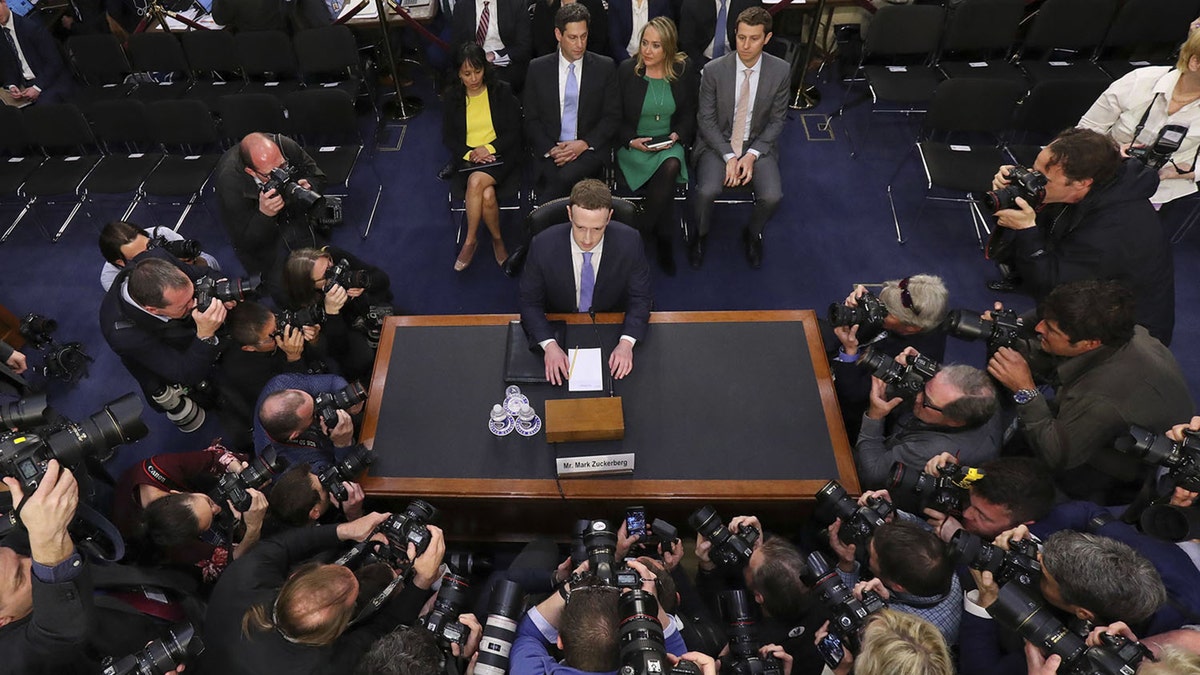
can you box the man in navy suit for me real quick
[520,179,653,384]
[451,0,531,90]
[523,2,620,201]
[0,0,69,104]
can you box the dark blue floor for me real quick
[2,73,1197,483]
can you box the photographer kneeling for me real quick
[255,372,365,472]
[810,608,953,675]
[98,220,223,292]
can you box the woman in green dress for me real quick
[615,16,697,275]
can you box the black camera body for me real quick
[193,276,250,311]
[209,448,288,512]
[803,551,886,654]
[1115,425,1200,492]
[718,590,784,675]
[324,258,371,293]
[949,530,1041,587]
[276,305,327,331]
[618,590,702,675]
[580,519,642,588]
[689,505,760,569]
[0,393,146,491]
[816,481,893,547]
[18,313,93,383]
[148,234,201,261]
[316,443,374,502]
[976,166,1048,212]
[889,462,984,516]
[101,622,204,675]
[859,349,940,400]
[828,289,888,333]
[262,166,343,232]
[1128,124,1187,171]
[312,381,367,430]
[379,499,438,564]
[420,571,473,649]
[945,308,1029,355]
[19,314,58,349]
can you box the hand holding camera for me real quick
[336,510,393,543]
[866,375,904,420]
[987,346,1036,393]
[258,188,285,217]
[192,298,227,339]
[323,283,348,316]
[410,524,447,589]
[3,459,78,565]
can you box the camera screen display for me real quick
[626,507,646,539]
[816,634,844,668]
[1163,129,1185,144]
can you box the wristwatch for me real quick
[1013,388,1039,405]
[199,335,219,346]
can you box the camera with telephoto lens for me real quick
[1128,124,1187,171]
[148,234,201,261]
[276,305,327,331]
[989,584,1153,675]
[1114,425,1200,492]
[316,443,374,502]
[888,462,985,516]
[802,551,886,656]
[261,166,343,231]
[378,499,439,563]
[618,590,702,675]
[816,480,894,547]
[193,276,251,311]
[828,289,888,332]
[209,447,288,512]
[151,384,205,433]
[0,393,50,430]
[100,622,204,675]
[688,506,760,570]
[446,551,493,577]
[859,348,941,401]
[945,308,1030,356]
[19,314,57,348]
[475,579,525,675]
[353,304,394,350]
[948,530,1041,587]
[312,381,367,430]
[18,313,93,383]
[975,166,1048,212]
[718,590,784,675]
[581,519,642,588]
[0,393,147,491]
[323,258,372,293]
[420,570,473,649]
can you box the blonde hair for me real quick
[242,563,357,647]
[1178,28,1200,71]
[634,17,687,82]
[853,610,954,675]
[1140,646,1200,675]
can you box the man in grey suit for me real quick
[689,6,790,269]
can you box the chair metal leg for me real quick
[968,198,990,249]
[122,193,143,222]
[1,199,34,242]
[1172,200,1200,244]
[886,185,905,244]
[360,184,384,239]
[53,200,86,242]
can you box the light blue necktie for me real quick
[560,63,579,142]
[579,251,594,312]
[713,0,728,58]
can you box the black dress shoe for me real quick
[986,278,1021,293]
[656,237,676,276]
[687,235,706,269]
[437,161,455,181]
[744,230,763,269]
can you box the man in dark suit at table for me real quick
[678,0,758,67]
[0,0,70,105]
[689,5,789,270]
[452,0,531,91]
[520,179,652,384]
[523,2,620,201]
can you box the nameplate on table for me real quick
[556,452,636,478]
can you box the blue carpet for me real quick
[2,74,1196,483]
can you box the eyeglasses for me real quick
[920,384,944,414]
[898,277,920,315]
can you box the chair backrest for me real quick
[1022,0,1118,55]
[66,34,132,84]
[284,88,359,145]
[940,0,1025,55]
[526,196,641,237]
[235,30,298,78]
[23,104,96,152]
[865,5,946,58]
[293,25,360,77]
[181,29,241,75]
[128,32,190,74]
[1101,0,1199,51]
[924,78,1026,135]
[1010,79,1109,137]
[148,99,221,148]
[87,98,154,146]
[218,93,287,140]
[0,106,32,155]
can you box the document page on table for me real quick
[568,348,604,392]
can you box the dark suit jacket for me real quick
[0,13,69,101]
[531,0,610,58]
[616,56,698,148]
[451,0,532,75]
[523,50,620,158]
[677,0,760,66]
[607,0,672,61]
[519,221,652,344]
[441,78,524,161]
[693,51,791,161]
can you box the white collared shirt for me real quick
[557,49,585,118]
[538,228,635,347]
[475,0,505,56]
[702,0,730,60]
[723,54,763,161]
[625,0,649,59]
[1,14,35,83]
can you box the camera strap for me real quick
[1131,88,1200,170]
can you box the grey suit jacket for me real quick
[693,51,791,161]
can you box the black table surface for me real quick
[368,319,840,482]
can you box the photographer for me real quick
[510,557,688,674]
[855,350,1002,489]
[824,276,949,442]
[987,127,1174,345]
[355,614,485,674]
[809,609,953,675]
[986,280,1194,505]
[201,512,445,674]
[827,517,962,644]
[277,247,393,383]
[98,220,222,292]
[254,372,362,472]
[1024,622,1200,675]
[265,462,366,533]
[99,257,229,420]
[920,455,1058,542]
[216,132,329,278]
[112,445,267,586]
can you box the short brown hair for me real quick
[1045,128,1121,186]
[128,258,191,308]
[736,6,772,33]
[242,563,357,646]
[569,179,613,211]
[560,585,619,671]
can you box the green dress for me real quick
[616,77,689,191]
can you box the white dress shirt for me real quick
[702,0,729,60]
[475,0,506,59]
[1,13,36,85]
[722,54,763,161]
[1078,66,1200,204]
[625,0,649,59]
[100,226,222,291]
[539,231,635,348]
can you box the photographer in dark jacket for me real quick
[988,127,1175,345]
[216,132,328,278]
[254,372,361,471]
[263,462,365,536]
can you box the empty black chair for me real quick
[141,99,223,231]
[936,0,1026,83]
[127,32,192,101]
[0,107,45,242]
[13,104,103,242]
[1005,79,1111,166]
[1095,0,1200,79]
[218,92,287,142]
[83,99,166,222]
[293,26,362,102]
[1017,0,1117,86]
[181,29,246,108]
[66,34,138,105]
[235,30,302,97]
